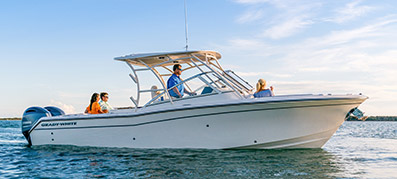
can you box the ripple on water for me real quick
[338,121,397,139]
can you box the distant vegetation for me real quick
[0,118,21,120]
[346,116,397,121]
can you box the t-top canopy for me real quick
[114,50,221,67]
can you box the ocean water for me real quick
[1,121,396,178]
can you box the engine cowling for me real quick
[44,106,65,116]
[21,107,51,145]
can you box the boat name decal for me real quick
[41,122,77,127]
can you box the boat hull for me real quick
[28,96,366,149]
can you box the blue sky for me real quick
[1,0,396,117]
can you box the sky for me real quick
[1,0,396,117]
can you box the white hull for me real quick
[28,95,366,149]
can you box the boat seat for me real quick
[201,86,213,95]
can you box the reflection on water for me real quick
[1,121,396,178]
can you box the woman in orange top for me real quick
[85,93,104,114]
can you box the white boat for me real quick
[22,50,367,149]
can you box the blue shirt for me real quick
[167,74,184,97]
[253,89,273,98]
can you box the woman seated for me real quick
[253,79,274,98]
[85,93,105,114]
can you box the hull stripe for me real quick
[33,102,361,131]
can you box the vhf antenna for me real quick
[184,0,189,51]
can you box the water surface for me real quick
[1,121,396,178]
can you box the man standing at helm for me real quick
[167,64,195,98]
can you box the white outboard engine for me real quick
[21,106,65,145]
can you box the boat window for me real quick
[223,70,253,92]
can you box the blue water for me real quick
[1,121,396,178]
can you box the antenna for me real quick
[184,0,189,51]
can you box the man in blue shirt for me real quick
[167,64,195,98]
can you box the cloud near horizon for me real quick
[50,100,76,114]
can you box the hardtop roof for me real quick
[114,50,221,67]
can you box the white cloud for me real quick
[316,18,397,46]
[211,38,274,57]
[275,17,397,70]
[298,67,331,72]
[50,100,76,114]
[234,0,316,9]
[328,0,375,23]
[227,38,268,50]
[234,0,320,39]
[272,80,371,93]
[222,64,242,70]
[234,0,269,4]
[236,71,292,78]
[236,9,264,24]
[261,16,313,39]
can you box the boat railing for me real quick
[142,71,228,108]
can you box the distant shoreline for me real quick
[0,118,21,121]
[346,116,397,121]
[1,116,397,121]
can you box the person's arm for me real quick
[84,106,90,114]
[184,88,196,96]
[269,86,275,96]
[99,102,109,113]
[172,87,183,98]
[95,103,105,114]
[98,108,105,114]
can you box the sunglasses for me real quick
[104,96,109,98]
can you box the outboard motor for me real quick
[346,108,368,121]
[21,107,52,145]
[44,106,65,116]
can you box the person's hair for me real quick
[256,79,266,93]
[90,93,99,111]
[100,92,108,99]
[173,64,182,71]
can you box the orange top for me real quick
[86,102,102,114]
